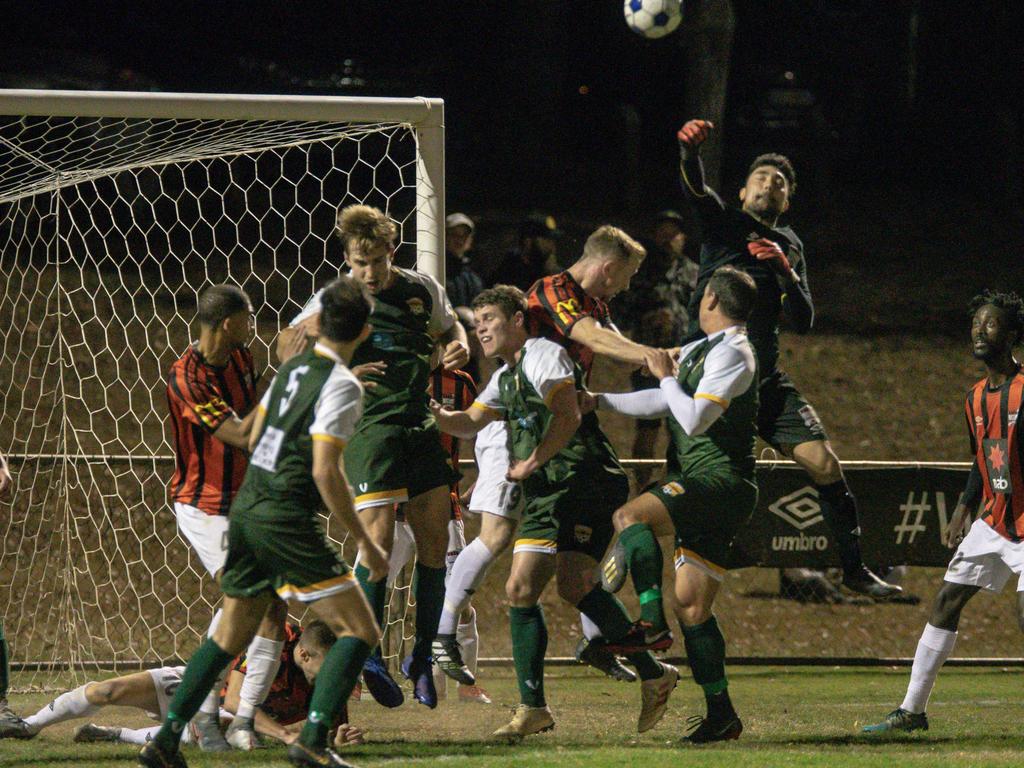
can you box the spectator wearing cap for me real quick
[488,212,562,291]
[445,212,486,319]
[610,209,699,488]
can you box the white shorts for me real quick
[944,518,1024,593]
[444,517,467,579]
[147,666,186,721]
[174,502,229,577]
[468,422,522,520]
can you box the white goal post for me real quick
[0,89,444,690]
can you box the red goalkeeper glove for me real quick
[747,238,798,281]
[677,119,713,149]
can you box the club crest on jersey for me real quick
[574,525,592,544]
[661,481,685,496]
[406,297,427,315]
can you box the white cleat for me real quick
[491,704,555,742]
[638,661,679,733]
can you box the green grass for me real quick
[5,666,1024,767]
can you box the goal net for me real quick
[0,90,444,690]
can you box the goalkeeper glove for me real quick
[677,119,713,149]
[747,238,797,281]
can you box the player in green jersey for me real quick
[433,286,674,741]
[280,205,470,709]
[590,266,759,743]
[139,276,388,768]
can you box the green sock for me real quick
[510,605,547,707]
[619,523,666,632]
[299,636,371,749]
[356,563,387,629]
[681,615,728,697]
[0,618,9,700]
[153,638,234,754]
[627,650,664,681]
[412,563,446,662]
[576,583,632,641]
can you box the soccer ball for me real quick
[623,0,683,39]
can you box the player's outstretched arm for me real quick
[568,316,652,367]
[780,249,814,333]
[431,399,496,439]
[677,119,726,216]
[595,387,671,419]
[646,346,753,436]
[222,670,296,744]
[508,382,581,481]
[312,440,387,581]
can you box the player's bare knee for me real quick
[556,576,589,606]
[505,577,537,607]
[87,680,118,704]
[675,602,710,626]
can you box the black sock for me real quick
[816,479,863,574]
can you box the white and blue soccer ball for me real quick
[623,0,683,39]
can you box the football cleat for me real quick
[600,540,629,593]
[225,716,264,750]
[189,711,229,752]
[575,636,637,682]
[685,712,743,743]
[862,708,929,733]
[74,722,122,743]
[638,662,678,733]
[432,634,476,685]
[401,654,438,709]
[0,712,34,739]
[458,684,492,704]
[138,741,189,768]
[491,704,555,742]
[603,621,673,655]
[361,654,404,708]
[287,741,360,767]
[843,566,903,599]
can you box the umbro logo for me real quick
[769,486,824,531]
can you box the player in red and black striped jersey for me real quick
[864,290,1024,734]
[164,285,296,752]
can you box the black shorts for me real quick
[757,371,828,449]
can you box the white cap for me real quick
[445,212,475,232]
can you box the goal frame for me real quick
[0,88,446,281]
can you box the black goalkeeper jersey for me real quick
[680,149,814,377]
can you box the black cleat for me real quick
[603,621,673,655]
[0,713,34,740]
[287,741,360,767]
[862,707,929,733]
[575,636,637,682]
[138,741,188,768]
[843,566,903,599]
[684,713,743,743]
[432,634,476,685]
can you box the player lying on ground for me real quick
[864,290,1024,733]
[677,118,898,598]
[165,284,304,751]
[433,285,675,741]
[279,204,470,710]
[432,226,670,689]
[0,621,363,749]
[137,276,388,768]
[592,266,759,743]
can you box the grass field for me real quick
[4,665,1024,767]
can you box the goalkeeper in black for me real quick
[674,119,898,598]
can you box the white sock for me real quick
[235,635,284,720]
[901,623,957,714]
[581,613,603,641]
[200,609,228,716]
[386,520,416,589]
[24,685,98,731]
[119,726,159,745]
[438,539,495,636]
[457,607,479,678]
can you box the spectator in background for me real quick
[611,210,698,488]
[489,212,562,291]
[446,213,486,380]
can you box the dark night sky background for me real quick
[0,1,1021,274]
